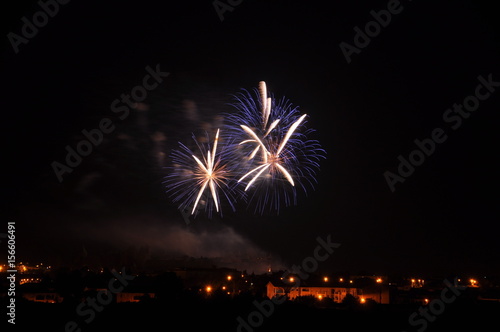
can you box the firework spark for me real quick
[191,129,221,214]
[164,129,238,217]
[238,113,307,190]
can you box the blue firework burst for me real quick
[223,81,325,214]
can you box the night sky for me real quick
[3,0,500,276]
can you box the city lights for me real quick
[410,278,425,288]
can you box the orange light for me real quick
[323,277,328,282]
[0,266,3,272]
[289,277,295,283]
[349,280,353,284]
[206,286,212,293]
[227,275,232,281]
[318,294,323,300]
[339,278,343,282]
[360,298,366,303]
[424,298,429,304]
[376,278,382,283]
[222,286,226,290]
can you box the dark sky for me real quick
[3,0,499,276]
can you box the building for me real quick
[116,292,156,303]
[266,281,390,304]
[22,292,63,303]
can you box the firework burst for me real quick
[164,129,240,217]
[165,81,324,217]
[224,81,325,213]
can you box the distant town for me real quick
[2,259,500,331]
[2,260,500,306]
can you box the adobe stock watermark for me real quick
[51,64,170,182]
[7,0,71,54]
[4,222,17,325]
[384,73,499,192]
[65,267,135,332]
[213,0,243,22]
[402,278,466,332]
[236,234,341,332]
[339,0,413,64]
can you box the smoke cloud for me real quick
[70,213,285,274]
